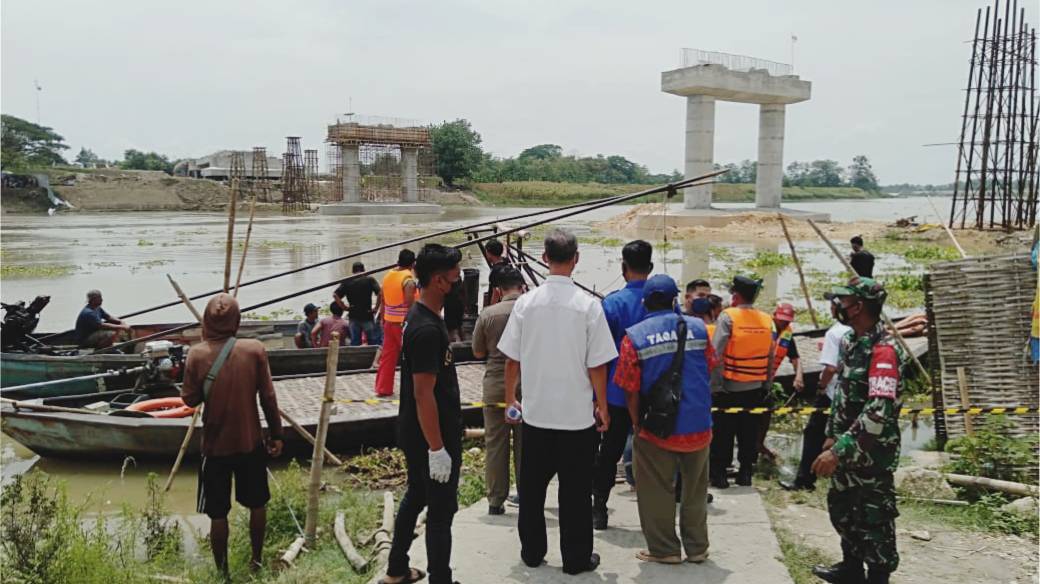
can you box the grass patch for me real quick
[242,307,304,322]
[772,525,836,584]
[900,495,1038,538]
[743,250,793,270]
[0,264,76,279]
[137,239,155,246]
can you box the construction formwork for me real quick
[282,137,309,213]
[950,0,1039,230]
[252,147,271,203]
[326,118,435,203]
[326,142,344,201]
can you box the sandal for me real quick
[635,550,682,564]
[379,567,426,584]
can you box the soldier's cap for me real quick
[643,274,679,300]
[729,275,763,299]
[824,276,887,303]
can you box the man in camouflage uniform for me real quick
[811,277,905,584]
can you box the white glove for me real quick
[428,448,452,483]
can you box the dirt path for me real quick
[763,486,1039,584]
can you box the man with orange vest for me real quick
[757,302,805,462]
[709,275,775,489]
[374,249,418,397]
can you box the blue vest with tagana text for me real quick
[625,311,712,436]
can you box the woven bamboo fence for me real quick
[926,252,1038,440]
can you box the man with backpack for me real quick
[612,275,716,565]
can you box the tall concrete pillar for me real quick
[341,145,360,203]
[684,95,716,209]
[755,104,786,209]
[401,146,418,203]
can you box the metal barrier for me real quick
[680,48,793,76]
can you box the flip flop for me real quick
[635,550,682,564]
[379,567,426,584]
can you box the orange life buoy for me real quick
[126,397,195,419]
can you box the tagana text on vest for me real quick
[772,325,795,371]
[722,307,774,382]
[626,312,712,435]
[382,269,416,323]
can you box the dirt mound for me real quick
[44,169,232,211]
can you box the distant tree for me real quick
[518,144,563,160]
[806,159,844,187]
[1,114,69,170]
[119,149,174,173]
[737,159,757,184]
[75,147,100,168]
[429,119,484,186]
[784,161,810,186]
[846,155,879,192]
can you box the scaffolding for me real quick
[326,119,436,202]
[326,142,343,201]
[950,0,1039,230]
[251,147,270,203]
[282,137,309,213]
[304,148,319,200]
[229,151,246,185]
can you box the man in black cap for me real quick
[294,303,319,349]
[709,275,775,488]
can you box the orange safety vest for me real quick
[382,268,416,323]
[721,307,774,382]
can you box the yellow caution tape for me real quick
[333,398,1039,416]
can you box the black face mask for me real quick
[835,300,858,325]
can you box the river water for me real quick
[0,196,946,516]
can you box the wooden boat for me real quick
[0,334,929,461]
[1,320,475,400]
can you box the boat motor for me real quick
[1,295,51,352]
[138,340,187,387]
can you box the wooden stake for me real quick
[277,536,306,569]
[1,397,100,415]
[956,367,974,436]
[279,408,343,466]
[305,332,341,545]
[778,214,819,328]
[334,511,368,571]
[233,195,258,297]
[805,219,933,386]
[945,473,1039,497]
[166,274,202,322]
[926,195,968,259]
[164,275,205,492]
[223,179,239,293]
[366,491,395,584]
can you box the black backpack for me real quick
[639,317,687,439]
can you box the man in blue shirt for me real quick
[75,289,130,349]
[592,239,652,530]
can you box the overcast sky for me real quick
[3,0,1034,184]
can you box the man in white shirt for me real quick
[498,228,617,576]
[780,298,851,491]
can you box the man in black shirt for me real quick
[334,262,383,346]
[484,239,508,307]
[383,244,463,584]
[849,236,875,278]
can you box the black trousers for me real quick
[592,403,632,501]
[387,444,461,584]
[519,423,598,573]
[795,394,832,487]
[710,389,765,476]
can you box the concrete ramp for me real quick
[403,482,793,583]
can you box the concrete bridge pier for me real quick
[401,147,419,203]
[756,104,786,209]
[341,145,361,203]
[684,95,716,210]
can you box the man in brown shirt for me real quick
[471,265,524,515]
[181,293,284,575]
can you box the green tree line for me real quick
[714,155,881,192]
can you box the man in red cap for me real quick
[758,303,804,461]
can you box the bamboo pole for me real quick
[0,397,101,415]
[926,195,968,258]
[367,491,396,584]
[804,219,932,386]
[166,275,202,322]
[223,179,239,293]
[956,367,975,436]
[305,332,341,545]
[233,195,258,298]
[164,277,205,492]
[97,173,724,354]
[334,511,368,571]
[279,408,343,466]
[778,214,819,328]
[945,473,1039,497]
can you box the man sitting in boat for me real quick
[75,289,131,349]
